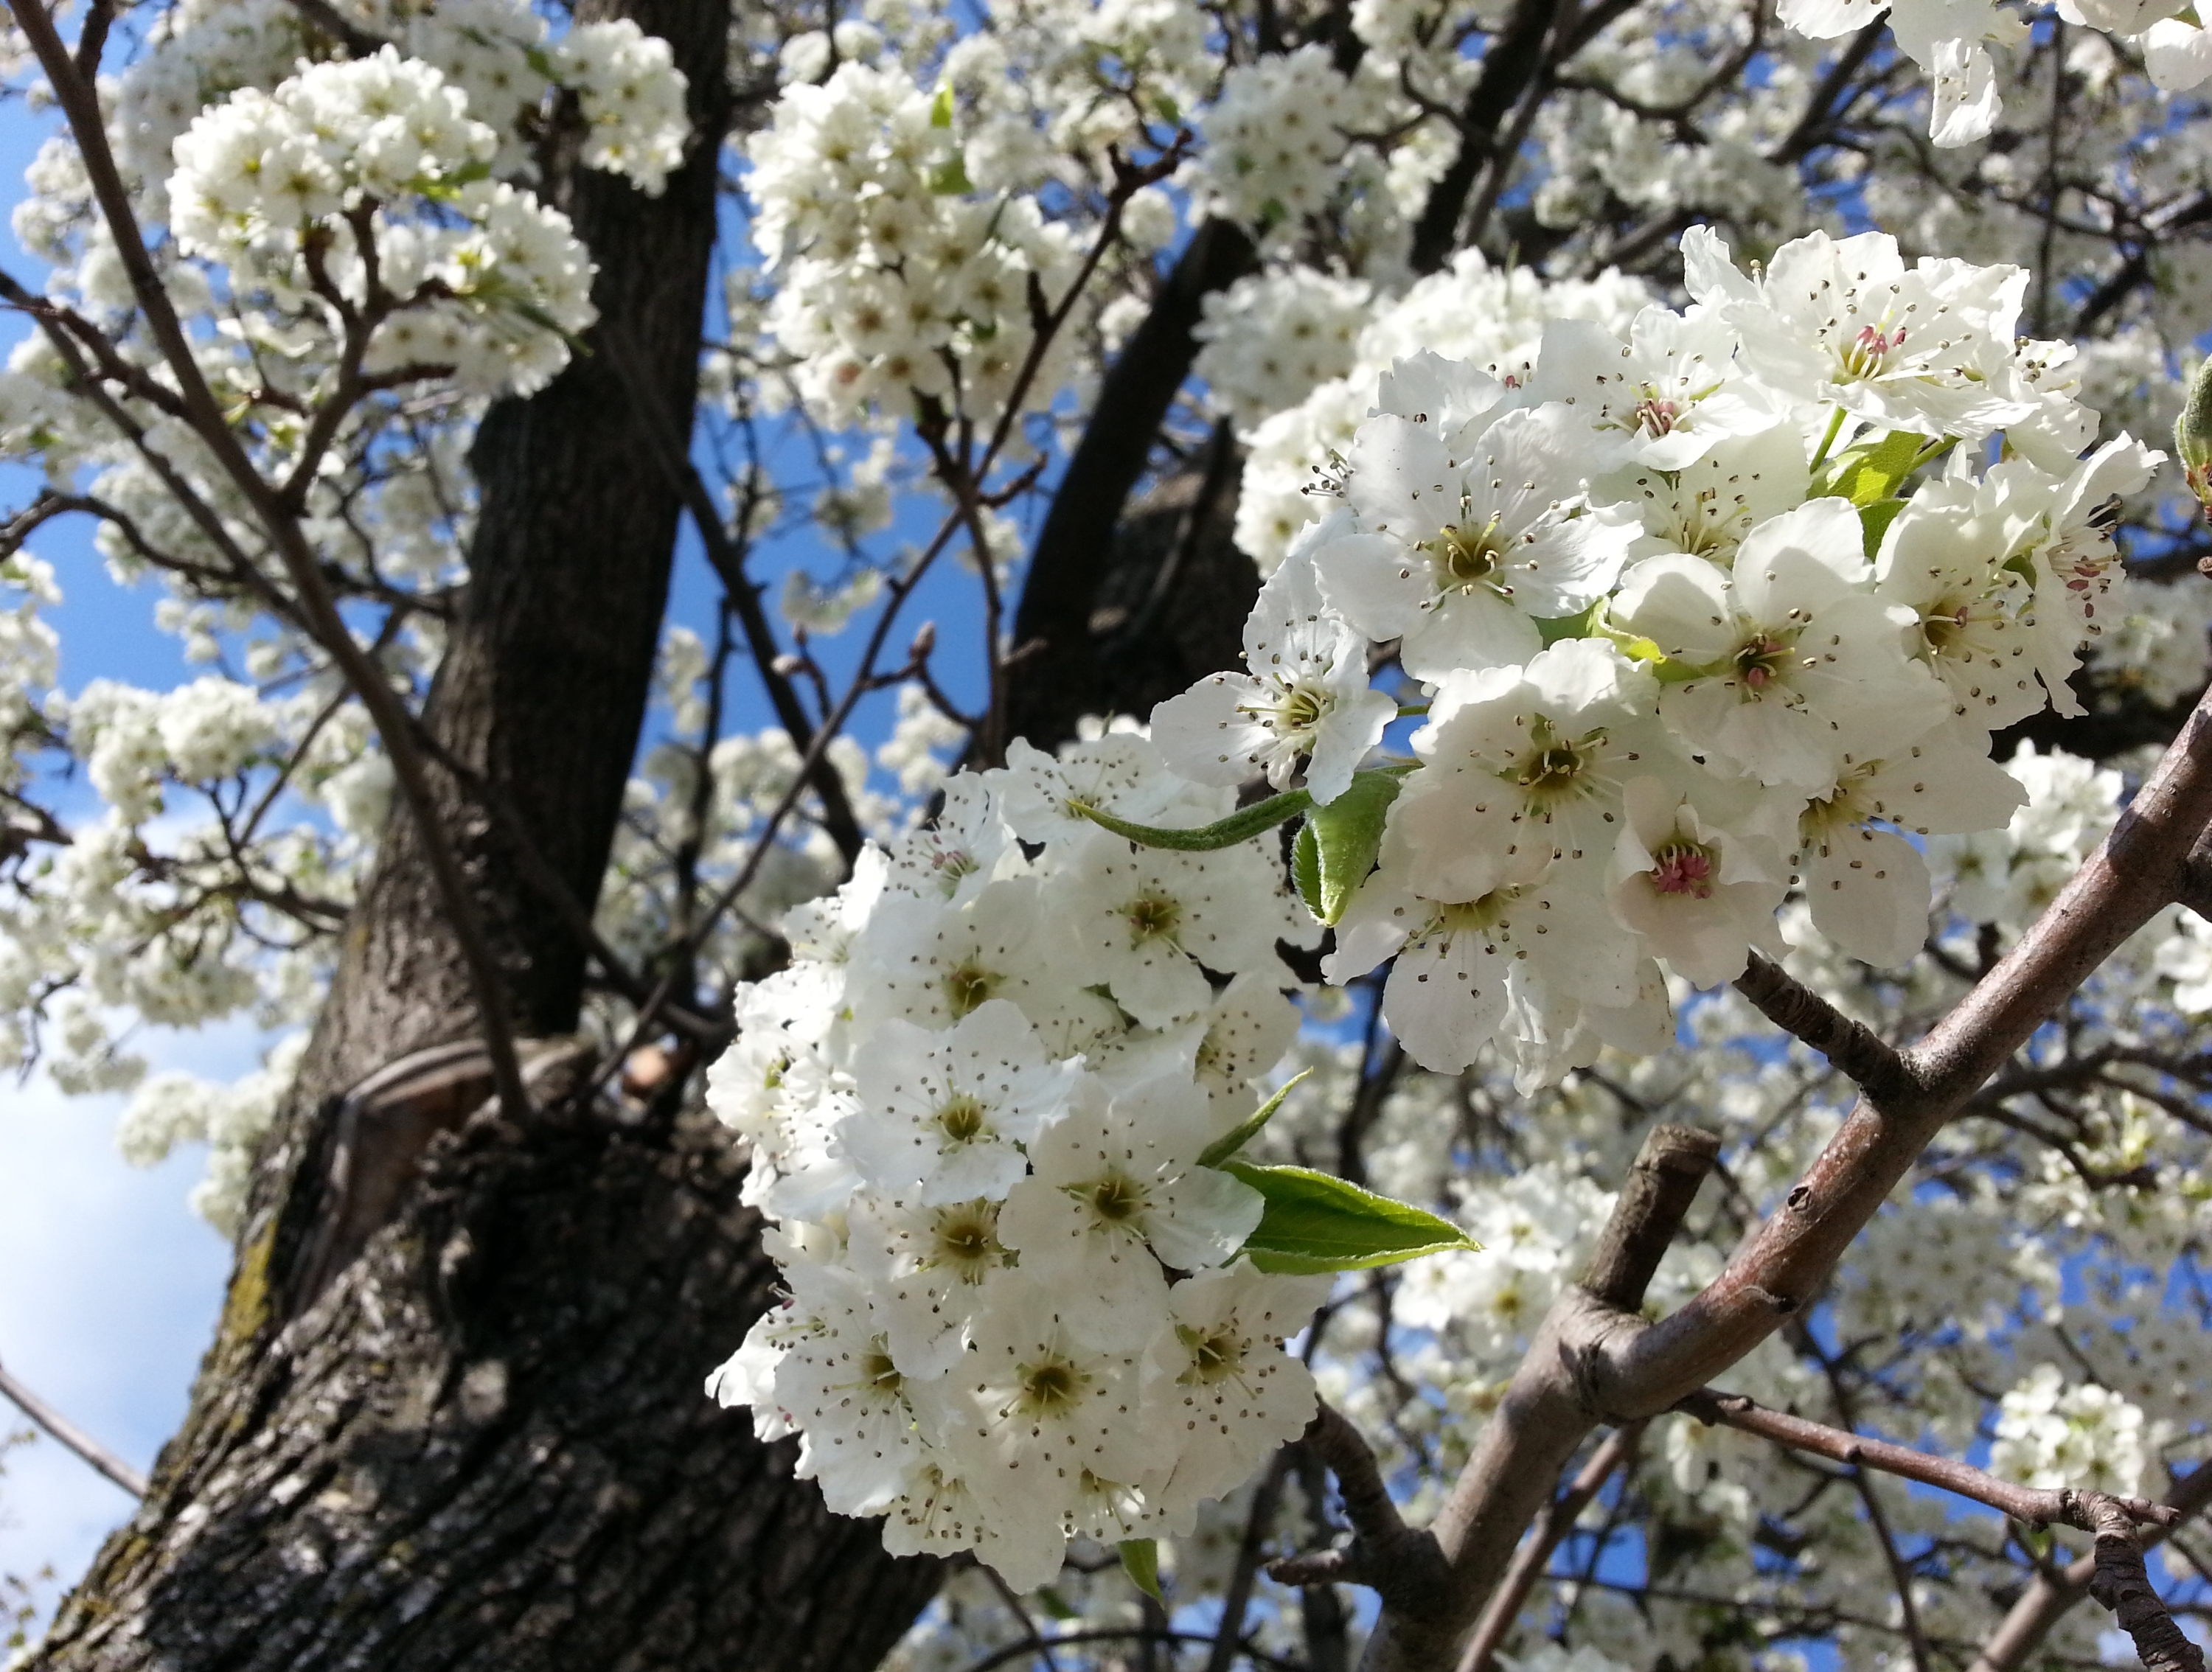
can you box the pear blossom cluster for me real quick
[114,0,690,195]
[165,49,597,397]
[1231,252,1655,569]
[706,735,1333,1588]
[1186,45,1362,234]
[1147,225,2162,1082]
[1192,270,1372,432]
[1989,1363,2155,1495]
[744,61,1084,425]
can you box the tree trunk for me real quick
[27,1,945,1663]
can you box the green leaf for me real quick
[1197,1069,1311,1168]
[1534,601,1601,645]
[1034,1585,1079,1620]
[1152,91,1182,125]
[1859,496,1907,559]
[1291,769,1402,925]
[1815,428,1931,507]
[928,155,973,195]
[1119,1539,1164,1602]
[1222,1161,1478,1275]
[930,81,956,128]
[1071,789,1312,851]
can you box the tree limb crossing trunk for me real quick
[27,1,945,1662]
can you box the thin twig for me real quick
[594,318,866,865]
[1676,1389,2183,1531]
[0,1356,147,1498]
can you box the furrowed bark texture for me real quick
[29,0,945,1662]
[34,1095,941,1671]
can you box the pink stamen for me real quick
[1652,842,1716,899]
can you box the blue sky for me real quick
[0,88,236,1617]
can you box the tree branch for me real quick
[1734,950,1921,1104]
[1589,686,2212,1418]
[2079,1494,2208,1672]
[1455,1422,1645,1672]
[1267,1403,1448,1611]
[1406,0,1617,273]
[595,318,866,865]
[1582,1124,1723,1310]
[1352,1123,1720,1670]
[1677,1389,2182,1530]
[0,1355,147,1498]
[1973,1462,2212,1672]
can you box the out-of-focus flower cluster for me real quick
[744,60,1085,427]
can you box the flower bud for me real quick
[2177,351,2212,516]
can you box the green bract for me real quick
[1291,769,1402,925]
[1221,1160,1479,1274]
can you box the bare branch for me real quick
[1456,1422,1645,1672]
[1677,1389,2182,1530]
[1973,1462,2212,1672]
[1267,1403,1447,1609]
[0,1354,147,1498]
[1352,1123,1720,1669]
[1734,951,1919,1104]
[596,318,867,866]
[2079,1493,2208,1672]
[1582,1124,1723,1311]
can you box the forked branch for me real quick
[1350,681,2212,1672]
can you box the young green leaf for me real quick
[1196,1069,1312,1168]
[930,82,956,128]
[1291,769,1402,925]
[1815,428,1924,506]
[1069,789,1311,851]
[1222,1161,1478,1274]
[1119,1539,1164,1602]
[1859,496,1907,558]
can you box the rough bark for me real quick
[1005,424,1262,752]
[29,0,946,1662]
[34,1076,941,1671]
[1004,221,1259,750]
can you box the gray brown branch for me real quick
[1268,1403,1447,1612]
[1975,1463,2212,1672]
[1350,1124,1719,1670]
[1581,1124,1723,1311]
[2080,1494,2208,1672]
[1677,1388,2182,1530]
[0,1356,147,1499]
[1734,951,1919,1105]
[1455,1422,1644,1672]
